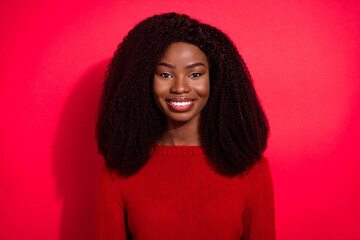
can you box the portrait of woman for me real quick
[95,12,275,239]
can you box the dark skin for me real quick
[152,42,210,146]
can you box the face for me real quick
[152,42,210,126]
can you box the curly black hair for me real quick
[95,12,269,178]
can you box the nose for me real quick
[170,76,191,94]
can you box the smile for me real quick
[166,100,196,112]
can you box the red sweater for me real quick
[96,145,276,240]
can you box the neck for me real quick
[157,118,200,146]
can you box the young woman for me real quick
[95,12,275,239]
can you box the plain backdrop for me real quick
[1,0,359,239]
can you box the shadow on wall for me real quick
[52,59,110,240]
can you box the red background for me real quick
[1,0,359,239]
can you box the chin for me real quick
[169,115,193,123]
[166,113,198,124]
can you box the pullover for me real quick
[96,145,276,239]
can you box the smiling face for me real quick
[152,42,210,127]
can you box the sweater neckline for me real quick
[150,144,205,156]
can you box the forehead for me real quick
[160,42,208,65]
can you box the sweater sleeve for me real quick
[241,157,276,240]
[96,163,129,240]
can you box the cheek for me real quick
[152,80,168,107]
[195,79,210,99]
[152,80,163,99]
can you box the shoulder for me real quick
[98,161,127,179]
[251,156,271,174]
[240,156,271,177]
[97,162,128,194]
[96,162,114,193]
[96,162,126,207]
[97,162,128,190]
[237,156,273,187]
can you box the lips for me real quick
[166,98,196,112]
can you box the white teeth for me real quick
[170,101,192,106]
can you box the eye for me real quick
[189,73,203,78]
[159,73,173,79]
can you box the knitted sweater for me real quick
[96,145,276,240]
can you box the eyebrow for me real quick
[157,62,206,69]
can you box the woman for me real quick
[95,12,275,239]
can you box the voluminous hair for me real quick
[95,12,269,178]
